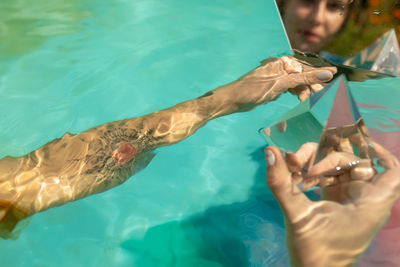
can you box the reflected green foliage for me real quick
[326,0,400,57]
[0,0,91,56]
[326,19,394,57]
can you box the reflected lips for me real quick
[302,30,321,43]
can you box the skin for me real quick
[265,142,400,267]
[280,0,351,53]
[285,119,373,191]
[0,56,336,239]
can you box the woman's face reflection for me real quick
[282,0,350,53]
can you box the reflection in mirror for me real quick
[266,0,400,191]
[344,29,400,75]
[275,0,400,76]
[261,75,362,155]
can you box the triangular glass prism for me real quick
[312,79,374,165]
[261,75,346,152]
[344,29,400,76]
[260,75,378,190]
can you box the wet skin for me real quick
[0,57,336,238]
[266,142,400,267]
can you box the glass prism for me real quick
[261,75,366,154]
[311,75,375,165]
[344,29,400,76]
[260,75,378,189]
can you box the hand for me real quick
[264,142,400,267]
[286,120,373,191]
[233,56,336,106]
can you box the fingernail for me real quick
[316,71,333,81]
[265,149,276,166]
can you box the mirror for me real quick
[275,0,400,78]
[263,0,400,191]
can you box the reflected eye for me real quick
[298,0,349,15]
[327,0,348,14]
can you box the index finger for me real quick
[286,142,318,173]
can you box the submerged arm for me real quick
[0,57,335,238]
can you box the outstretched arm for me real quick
[0,56,335,238]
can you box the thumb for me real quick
[265,146,311,221]
[301,68,336,85]
[286,68,336,89]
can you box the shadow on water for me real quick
[120,147,292,267]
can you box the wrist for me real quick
[212,79,269,113]
[287,238,360,267]
[290,252,355,267]
[197,82,247,117]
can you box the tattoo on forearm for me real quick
[75,120,161,192]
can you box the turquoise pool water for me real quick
[0,0,399,266]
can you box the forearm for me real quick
[0,56,333,238]
[136,80,260,150]
[0,67,287,233]
[0,82,243,235]
[134,71,292,151]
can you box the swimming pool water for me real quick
[0,0,399,266]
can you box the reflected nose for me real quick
[310,3,326,25]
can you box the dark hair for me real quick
[276,0,284,14]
